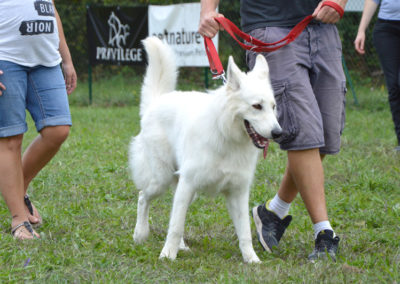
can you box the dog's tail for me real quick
[140,37,178,117]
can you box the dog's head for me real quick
[225,54,282,149]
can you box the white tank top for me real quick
[0,0,61,67]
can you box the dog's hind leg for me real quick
[159,178,195,260]
[133,179,170,244]
[225,189,261,263]
[133,190,152,243]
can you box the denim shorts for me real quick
[0,60,72,137]
[246,24,346,154]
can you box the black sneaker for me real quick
[308,230,340,262]
[252,203,292,252]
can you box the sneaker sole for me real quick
[252,206,272,253]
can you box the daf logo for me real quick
[108,11,130,48]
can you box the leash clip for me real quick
[211,70,227,85]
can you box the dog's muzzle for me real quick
[244,120,270,159]
[244,120,269,149]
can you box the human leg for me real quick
[0,61,39,239]
[277,149,340,261]
[284,149,327,223]
[248,25,343,259]
[0,136,25,225]
[373,20,400,146]
[0,136,40,239]
[22,65,72,223]
[304,24,344,260]
[22,125,69,223]
[22,125,70,189]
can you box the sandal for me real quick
[24,195,43,227]
[11,221,39,240]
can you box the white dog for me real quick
[129,37,282,263]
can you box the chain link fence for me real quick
[57,0,384,89]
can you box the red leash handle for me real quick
[204,0,345,80]
[322,1,345,18]
[204,37,225,81]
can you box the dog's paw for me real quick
[244,255,261,264]
[159,246,178,260]
[243,252,261,264]
[133,227,149,244]
[178,238,190,251]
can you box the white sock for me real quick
[313,221,334,239]
[267,194,291,219]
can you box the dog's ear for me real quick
[252,54,269,78]
[226,56,243,91]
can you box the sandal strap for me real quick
[24,195,34,215]
[11,221,34,236]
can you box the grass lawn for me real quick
[0,75,399,283]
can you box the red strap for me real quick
[215,16,313,53]
[204,37,225,79]
[204,0,345,79]
[322,1,344,18]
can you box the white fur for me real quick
[129,36,281,263]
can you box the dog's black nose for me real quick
[271,128,282,139]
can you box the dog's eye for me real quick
[272,104,276,110]
[252,104,262,110]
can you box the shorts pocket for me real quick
[272,82,298,145]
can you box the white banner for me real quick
[149,3,218,67]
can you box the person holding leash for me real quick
[0,0,76,239]
[199,0,347,261]
[354,0,400,152]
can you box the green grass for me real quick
[0,76,399,283]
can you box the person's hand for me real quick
[62,62,77,95]
[313,0,346,24]
[199,10,224,38]
[354,31,366,54]
[0,70,6,96]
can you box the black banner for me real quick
[87,5,148,65]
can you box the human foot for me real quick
[11,221,40,240]
[24,195,42,227]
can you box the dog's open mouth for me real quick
[244,120,269,158]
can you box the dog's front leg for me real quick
[225,189,261,263]
[160,178,195,260]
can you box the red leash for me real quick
[204,1,344,81]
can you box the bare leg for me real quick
[22,125,70,190]
[0,135,39,239]
[22,125,70,223]
[278,149,328,224]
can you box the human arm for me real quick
[312,0,348,24]
[354,0,379,55]
[0,70,5,96]
[198,0,224,38]
[53,0,77,95]
[0,70,6,96]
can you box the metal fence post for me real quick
[88,64,92,105]
[342,56,359,106]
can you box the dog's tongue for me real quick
[263,140,270,159]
